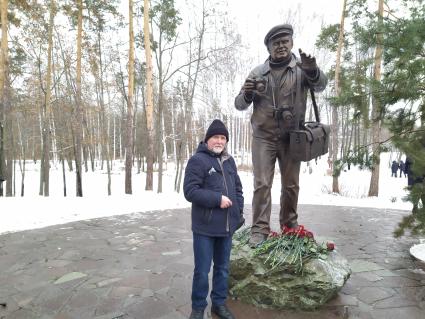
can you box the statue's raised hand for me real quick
[297,48,318,73]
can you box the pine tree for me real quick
[317,0,425,235]
[382,0,425,236]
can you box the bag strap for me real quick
[294,63,322,127]
[294,68,302,130]
[309,87,321,123]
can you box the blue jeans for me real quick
[191,233,232,310]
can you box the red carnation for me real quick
[269,231,280,238]
[326,242,335,251]
[282,225,315,239]
[305,231,314,238]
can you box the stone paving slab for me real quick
[0,205,425,319]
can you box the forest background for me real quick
[0,0,424,236]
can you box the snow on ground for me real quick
[0,152,411,235]
[410,242,425,262]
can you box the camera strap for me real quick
[269,71,278,108]
[270,70,293,135]
[270,72,281,126]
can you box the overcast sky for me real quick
[115,0,345,111]
[227,0,343,63]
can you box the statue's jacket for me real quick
[235,54,328,142]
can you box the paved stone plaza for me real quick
[1,204,425,319]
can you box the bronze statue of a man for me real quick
[235,24,328,247]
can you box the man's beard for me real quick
[211,146,224,154]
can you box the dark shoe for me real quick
[248,233,267,248]
[211,304,235,319]
[189,309,204,319]
[285,221,299,229]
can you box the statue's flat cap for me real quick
[264,24,293,45]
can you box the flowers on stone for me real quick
[234,225,335,274]
[281,225,314,238]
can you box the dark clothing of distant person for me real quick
[405,156,425,210]
[399,160,406,177]
[405,157,424,187]
[391,160,399,177]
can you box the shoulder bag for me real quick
[289,72,330,162]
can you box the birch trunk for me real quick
[144,0,155,190]
[73,0,84,196]
[125,0,135,194]
[0,0,10,196]
[40,0,55,196]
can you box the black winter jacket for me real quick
[391,161,399,173]
[183,142,244,237]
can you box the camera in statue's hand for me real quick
[243,77,267,102]
[251,77,266,93]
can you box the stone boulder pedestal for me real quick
[228,241,351,310]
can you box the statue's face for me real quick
[268,35,293,62]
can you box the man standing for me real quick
[184,119,244,319]
[405,156,425,210]
[234,24,327,247]
[399,160,406,177]
[391,160,399,177]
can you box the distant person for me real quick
[405,157,412,184]
[0,162,4,196]
[405,156,425,210]
[399,160,405,178]
[0,175,4,196]
[391,160,399,177]
[184,119,244,319]
[234,23,327,247]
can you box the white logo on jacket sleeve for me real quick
[208,167,217,175]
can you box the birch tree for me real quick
[73,0,84,196]
[148,0,181,193]
[85,1,120,195]
[40,0,56,196]
[125,0,135,194]
[174,1,207,192]
[143,0,155,190]
[0,0,10,196]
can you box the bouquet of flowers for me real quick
[234,225,335,274]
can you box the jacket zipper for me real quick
[217,158,230,232]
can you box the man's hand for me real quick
[242,78,255,95]
[297,48,318,73]
[220,195,232,209]
[242,78,256,101]
[242,78,256,93]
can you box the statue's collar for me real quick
[261,54,297,75]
